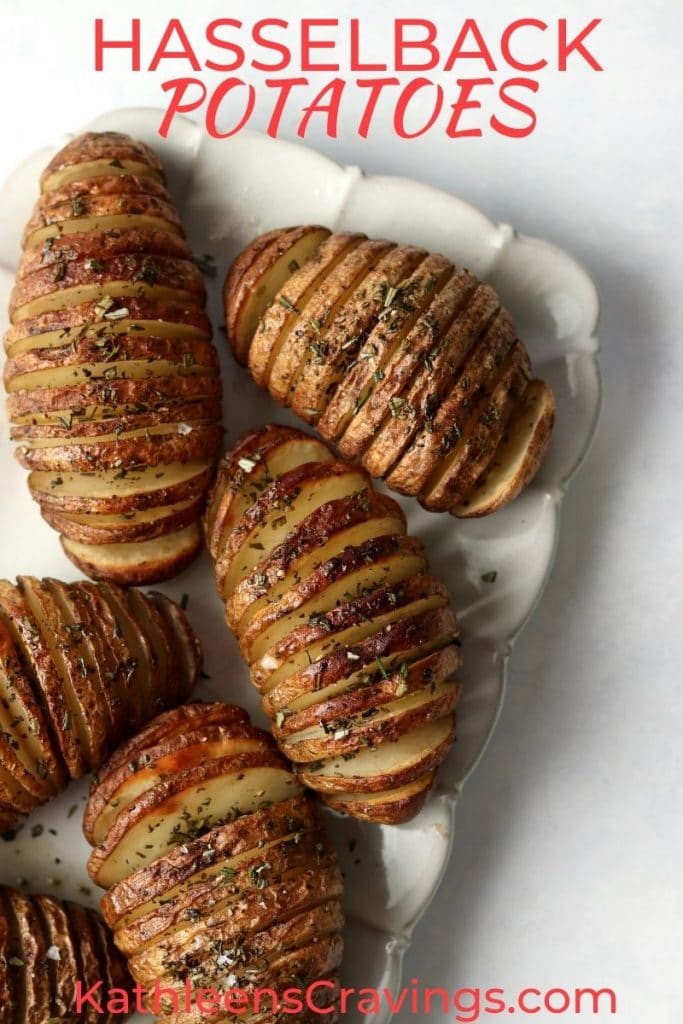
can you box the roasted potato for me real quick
[224,226,555,517]
[205,425,462,824]
[85,703,344,1023]
[4,131,224,583]
[0,577,199,832]
[0,885,131,1023]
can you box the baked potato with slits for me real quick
[224,226,554,518]
[0,576,199,833]
[205,425,462,825]
[85,703,344,1024]
[4,131,223,583]
[0,886,132,1024]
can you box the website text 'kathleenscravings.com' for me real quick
[75,978,618,1020]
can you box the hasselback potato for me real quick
[85,703,344,1023]
[4,131,223,584]
[206,425,462,824]
[0,885,132,1023]
[0,576,199,833]
[225,225,555,518]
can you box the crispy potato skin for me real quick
[84,704,344,1023]
[205,425,463,825]
[224,226,555,517]
[4,131,223,584]
[0,577,199,833]
[0,886,132,1024]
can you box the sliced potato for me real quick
[248,232,364,387]
[83,704,343,1021]
[224,227,555,517]
[215,462,369,599]
[87,752,299,887]
[205,426,462,824]
[225,225,331,363]
[323,769,436,823]
[6,130,221,584]
[31,460,214,514]
[267,237,394,403]
[454,378,555,517]
[62,523,202,584]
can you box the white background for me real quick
[0,1,681,1021]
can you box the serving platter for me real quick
[0,108,601,1023]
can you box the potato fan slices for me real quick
[224,226,555,518]
[0,886,132,1024]
[4,131,223,583]
[85,703,344,1024]
[0,576,199,832]
[205,425,462,824]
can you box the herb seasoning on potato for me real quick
[85,702,344,1022]
[4,131,223,584]
[224,226,554,517]
[206,425,462,824]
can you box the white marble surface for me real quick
[0,1,681,1022]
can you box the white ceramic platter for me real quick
[0,108,601,1024]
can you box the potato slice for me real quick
[290,243,428,422]
[0,580,81,779]
[31,461,213,514]
[282,678,459,763]
[239,535,427,665]
[215,462,369,599]
[338,266,475,460]
[68,582,130,743]
[135,898,343,988]
[277,644,461,739]
[84,723,268,846]
[300,712,456,794]
[42,578,116,749]
[87,752,300,887]
[454,378,556,517]
[115,839,337,956]
[18,218,186,275]
[17,575,106,773]
[248,232,364,387]
[10,254,204,317]
[268,238,394,403]
[62,523,202,585]
[226,225,331,363]
[5,333,217,383]
[102,793,317,926]
[226,490,406,632]
[386,307,516,499]
[261,604,458,719]
[96,704,247,794]
[423,341,531,511]
[41,132,165,188]
[123,587,175,716]
[362,279,499,478]
[206,426,333,561]
[4,887,53,1024]
[317,252,452,442]
[147,592,202,703]
[0,615,62,798]
[95,583,154,731]
[42,157,163,191]
[5,305,211,356]
[323,769,436,823]
[18,423,222,474]
[33,893,80,1020]
[256,574,449,694]
[64,899,111,1024]
[42,497,202,545]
